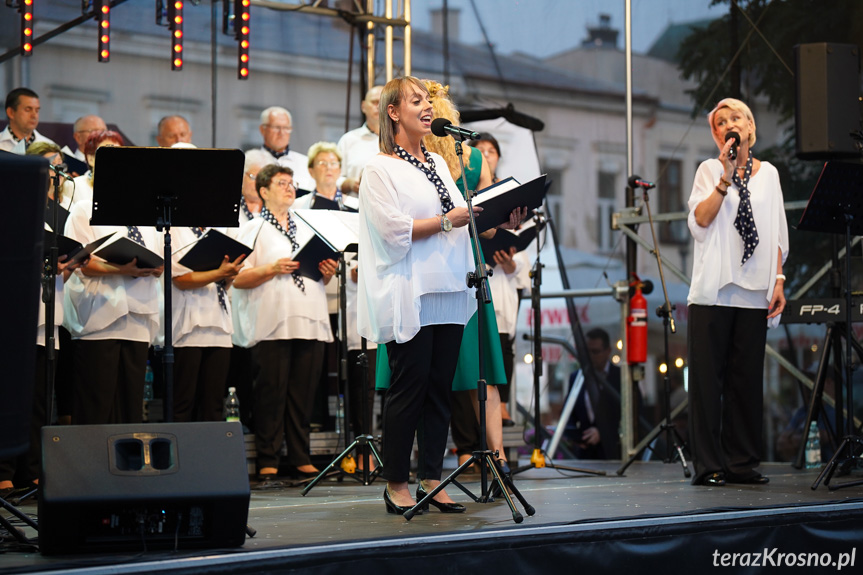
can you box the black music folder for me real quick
[45,199,70,234]
[292,209,359,281]
[44,231,114,264]
[472,174,548,233]
[177,229,252,272]
[479,219,539,264]
[94,236,164,269]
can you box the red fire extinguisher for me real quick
[627,274,648,364]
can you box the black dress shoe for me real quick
[703,472,726,486]
[290,467,320,480]
[384,487,422,515]
[416,484,466,513]
[732,474,769,485]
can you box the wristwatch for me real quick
[440,213,453,232]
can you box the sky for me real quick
[410,0,725,57]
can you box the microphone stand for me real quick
[617,180,690,477]
[405,138,533,523]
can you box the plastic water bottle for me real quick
[142,361,155,421]
[805,421,821,469]
[225,387,241,422]
[335,394,345,434]
[143,361,155,401]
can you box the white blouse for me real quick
[357,152,475,344]
[687,158,789,309]
[170,227,236,348]
[488,250,527,337]
[63,200,163,343]
[231,215,333,348]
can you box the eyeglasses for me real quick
[245,172,257,181]
[265,125,292,133]
[315,160,341,168]
[74,128,102,135]
[270,179,296,190]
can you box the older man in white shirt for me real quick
[249,106,315,193]
[336,85,383,195]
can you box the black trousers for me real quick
[0,346,48,485]
[383,324,464,483]
[173,346,232,422]
[73,339,149,425]
[499,332,514,403]
[687,304,767,484]
[226,345,255,431]
[251,339,324,470]
[347,346,377,436]
[450,390,479,459]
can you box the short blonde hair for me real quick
[306,141,341,168]
[707,98,757,150]
[378,76,429,155]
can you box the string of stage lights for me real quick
[10,0,250,77]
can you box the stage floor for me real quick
[4,459,863,574]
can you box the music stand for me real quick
[91,146,245,422]
[797,161,863,490]
[292,210,385,493]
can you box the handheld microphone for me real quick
[627,175,656,190]
[725,131,741,161]
[49,164,74,181]
[431,118,480,141]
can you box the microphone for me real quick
[431,118,480,141]
[627,175,656,190]
[725,131,741,161]
[49,164,74,181]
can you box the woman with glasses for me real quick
[293,142,352,211]
[232,164,337,482]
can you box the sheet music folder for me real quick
[177,229,252,272]
[479,219,539,263]
[94,236,164,269]
[90,146,245,228]
[472,174,548,233]
[292,209,359,281]
[44,231,114,264]
[797,161,863,236]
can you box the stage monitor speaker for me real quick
[0,152,48,460]
[794,42,861,160]
[38,422,250,555]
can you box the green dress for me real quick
[376,148,508,390]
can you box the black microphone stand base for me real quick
[811,435,863,491]
[0,495,38,547]
[403,450,535,523]
[301,435,384,495]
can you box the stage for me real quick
[3,459,863,574]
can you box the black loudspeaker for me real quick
[38,422,250,555]
[0,152,48,460]
[795,42,861,159]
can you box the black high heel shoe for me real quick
[416,483,466,514]
[384,487,422,515]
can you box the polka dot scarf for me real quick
[394,143,454,213]
[732,154,759,265]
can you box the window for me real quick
[597,170,617,252]
[657,158,687,244]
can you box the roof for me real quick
[646,18,713,63]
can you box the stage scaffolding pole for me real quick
[622,0,636,459]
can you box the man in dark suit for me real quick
[567,328,628,460]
